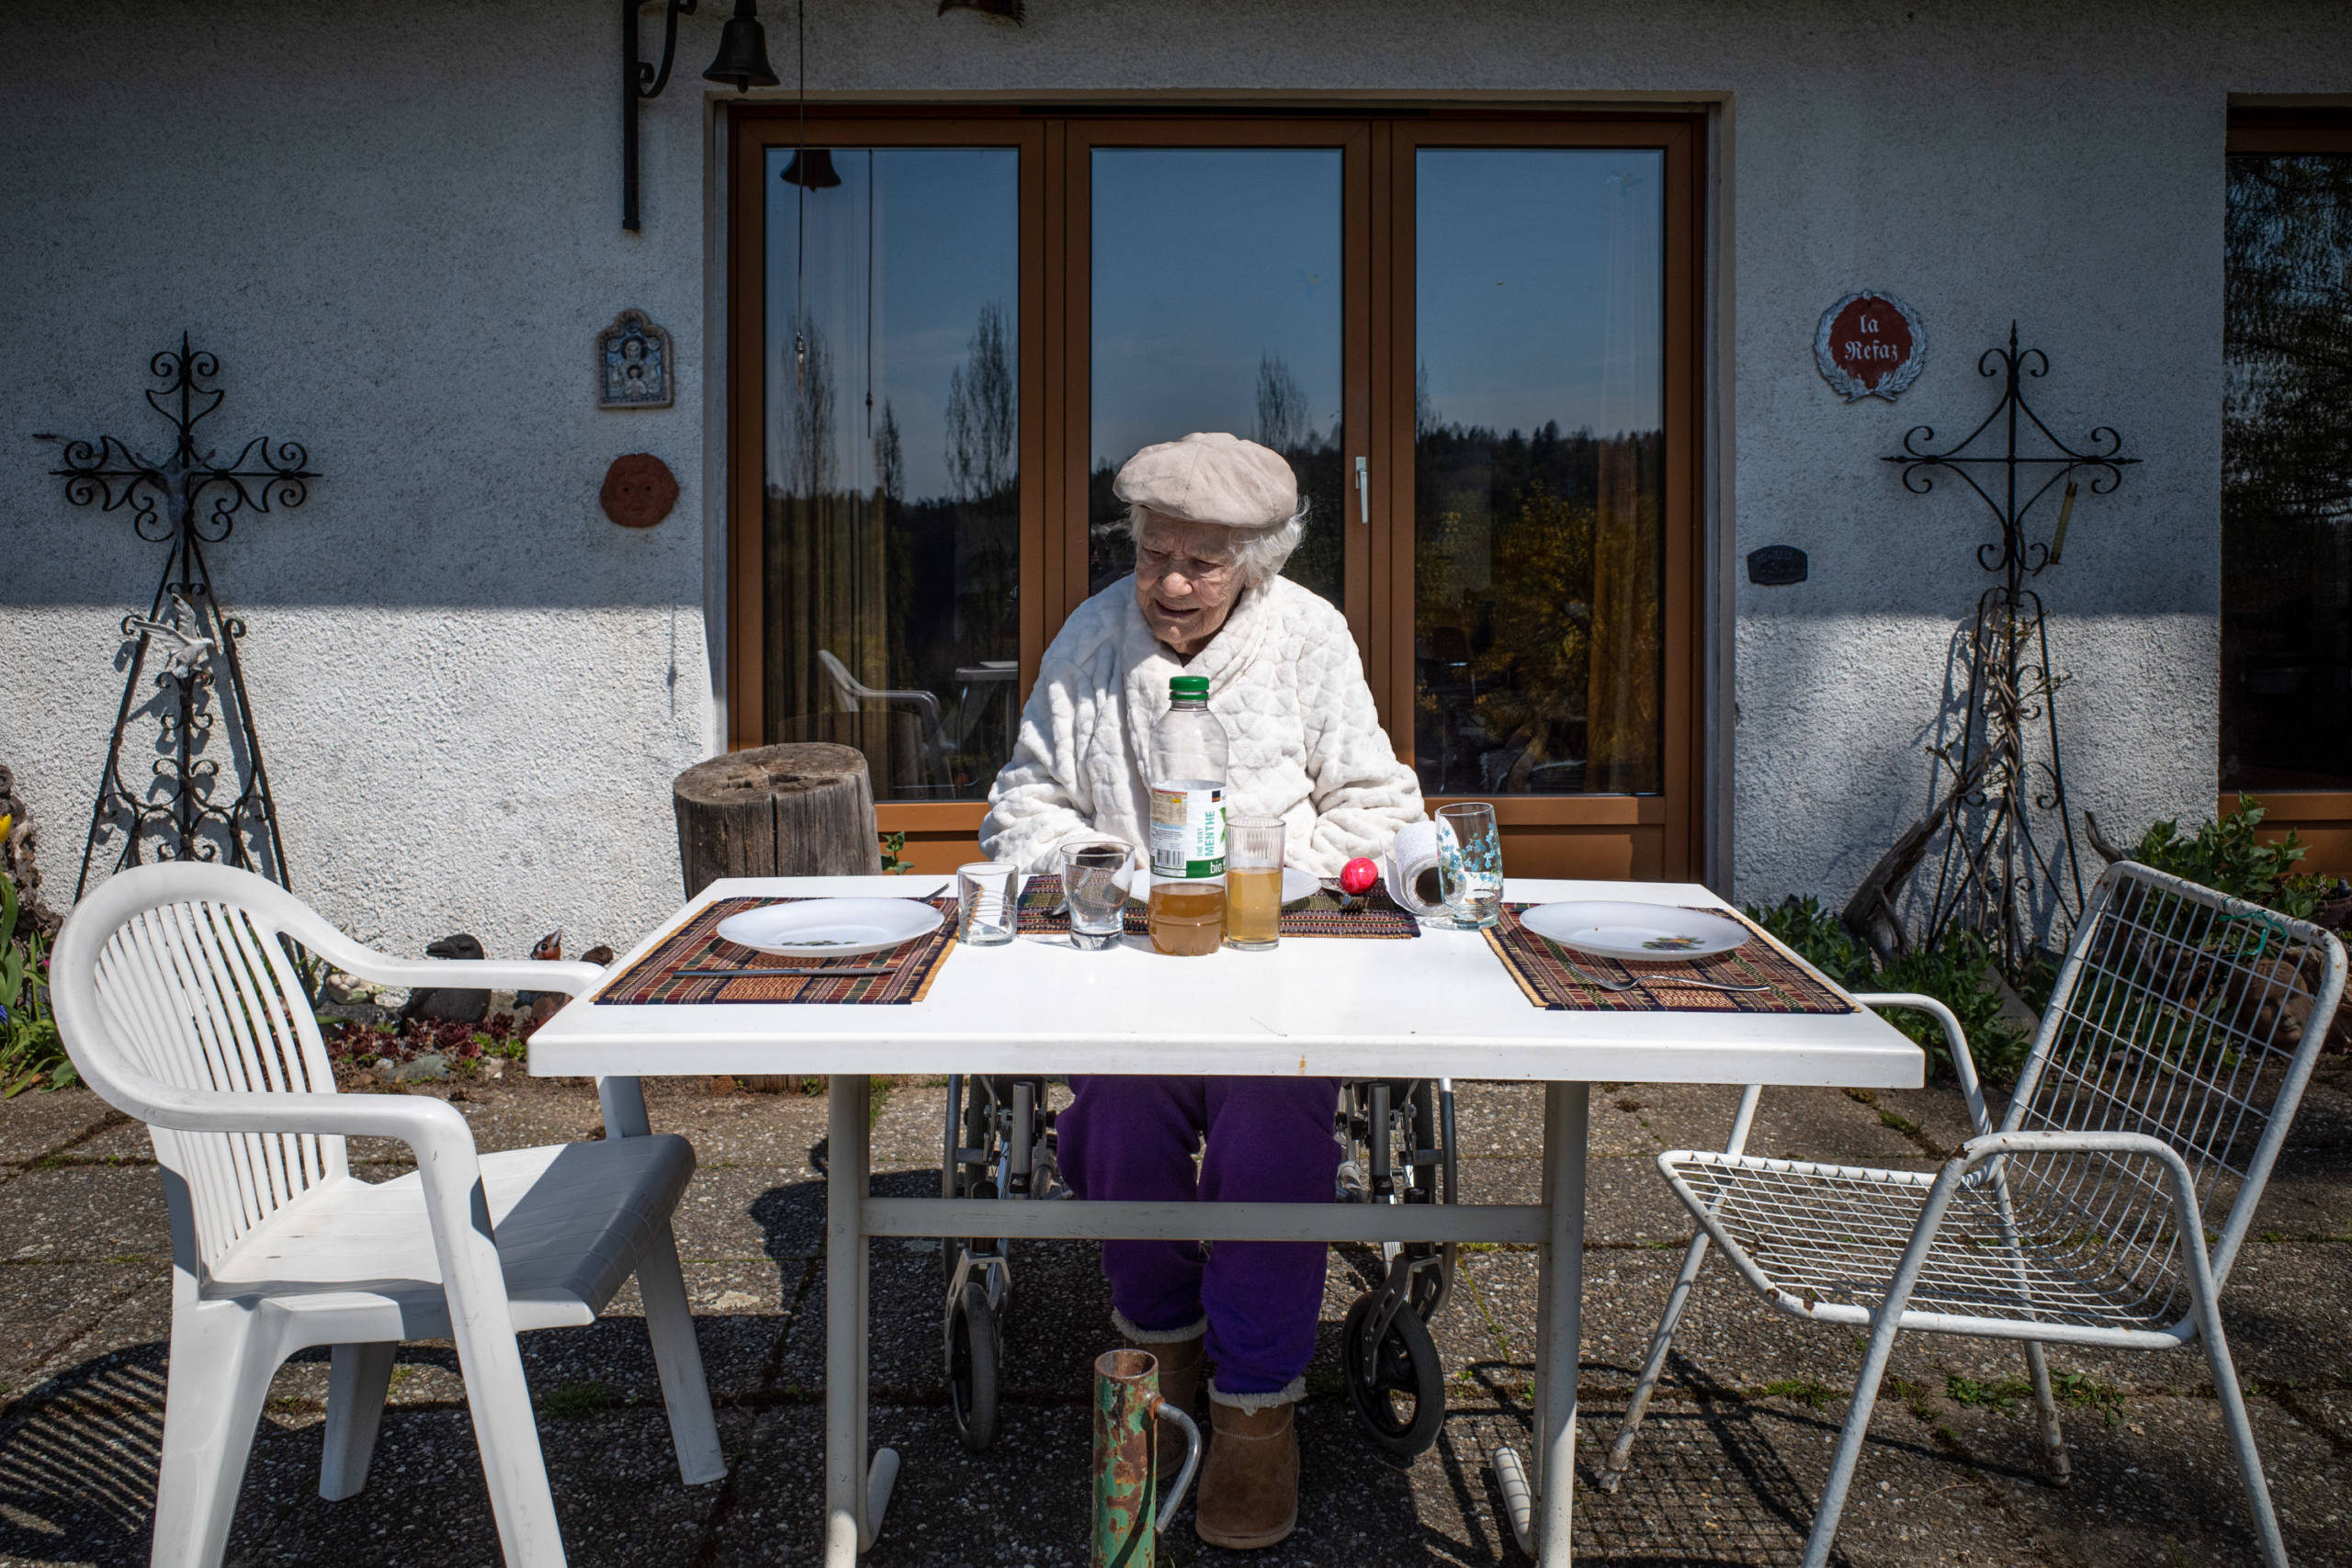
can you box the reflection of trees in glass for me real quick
[764,301,1021,802]
[947,302,1014,502]
[873,400,903,503]
[784,312,837,497]
[2222,153,2352,788]
[1255,355,1312,454]
[1414,402,1663,795]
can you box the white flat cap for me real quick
[1113,432,1298,529]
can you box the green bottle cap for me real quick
[1169,675,1210,700]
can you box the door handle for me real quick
[1355,456,1369,525]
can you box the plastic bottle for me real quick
[1148,675,1229,955]
[1148,675,1229,879]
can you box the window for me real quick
[2224,116,2352,793]
[730,111,1702,874]
[758,144,1023,801]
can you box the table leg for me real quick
[825,1075,898,1564]
[1495,1081,1589,1564]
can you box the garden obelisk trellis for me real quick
[1867,323,2137,969]
[38,338,316,897]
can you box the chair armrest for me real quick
[1959,1127,2207,1240]
[1851,991,1993,1139]
[130,1085,479,1159]
[332,953,609,998]
[1961,1127,2191,1172]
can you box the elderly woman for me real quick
[982,432,1422,1550]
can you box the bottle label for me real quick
[1148,781,1226,878]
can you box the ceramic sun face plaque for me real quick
[598,309,673,409]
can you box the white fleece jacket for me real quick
[980,574,1424,878]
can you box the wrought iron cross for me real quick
[1863,324,2137,968]
[37,336,316,897]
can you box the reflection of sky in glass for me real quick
[764,147,1019,502]
[1091,149,1343,468]
[1417,150,1663,437]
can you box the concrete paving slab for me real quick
[0,1168,168,1264]
[644,1080,832,1168]
[0,1090,123,1169]
[1953,1388,2352,1566]
[0,1044,2343,1568]
[0,1263,164,1397]
[50,1117,154,1168]
[0,1340,172,1564]
[665,1161,824,1264]
[1448,1080,1657,1159]
[226,1401,735,1568]
[1626,1081,1938,1166]
[1453,1153,1707,1245]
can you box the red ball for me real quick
[1338,857,1380,896]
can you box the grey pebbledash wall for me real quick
[1,0,2346,959]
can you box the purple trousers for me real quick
[1058,1075,1341,1396]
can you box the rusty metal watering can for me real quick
[1091,1348,1202,1567]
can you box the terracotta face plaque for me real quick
[601,453,679,528]
[1815,291,1927,401]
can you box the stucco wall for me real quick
[3,0,2346,957]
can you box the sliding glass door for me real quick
[731,111,1701,876]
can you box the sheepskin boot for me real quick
[1193,1395,1299,1550]
[1125,1333,1204,1479]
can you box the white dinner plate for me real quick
[1518,900,1750,961]
[715,897,944,959]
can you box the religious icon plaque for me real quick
[597,310,674,410]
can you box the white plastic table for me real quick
[529,875,1923,1565]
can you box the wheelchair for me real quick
[937,1073,1459,1458]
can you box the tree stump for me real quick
[673,743,883,899]
[673,744,885,1094]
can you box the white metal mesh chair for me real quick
[50,863,726,1568]
[1598,862,2346,1568]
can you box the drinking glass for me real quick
[956,861,1018,947]
[1147,882,1225,955]
[1224,816,1286,951]
[1059,840,1136,952]
[1434,803,1503,930]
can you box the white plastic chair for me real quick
[50,863,726,1568]
[1600,861,2346,1568]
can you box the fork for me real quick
[1557,956,1770,995]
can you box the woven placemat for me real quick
[1484,904,1855,1014]
[1017,874,1420,940]
[595,896,958,1006]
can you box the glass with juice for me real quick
[1223,815,1285,951]
[1148,881,1227,955]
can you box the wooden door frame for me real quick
[725,110,1046,847]
[2221,108,2352,873]
[1057,118,1374,656]
[1382,117,1707,879]
[725,107,1709,876]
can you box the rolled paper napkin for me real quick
[1386,820,1448,917]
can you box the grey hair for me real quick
[1125,502,1306,589]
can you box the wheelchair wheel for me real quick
[947,1280,1000,1451]
[1340,1289,1444,1457]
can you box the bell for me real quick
[780,148,842,189]
[702,0,779,93]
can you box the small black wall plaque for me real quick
[1747,545,1809,586]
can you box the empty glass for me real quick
[1435,802,1503,930]
[1059,840,1137,952]
[956,861,1018,947]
